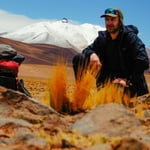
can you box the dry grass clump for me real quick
[50,62,70,112]
[49,62,133,113]
[20,63,150,117]
[82,80,132,110]
[38,128,121,149]
[72,65,98,111]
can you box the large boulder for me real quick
[71,103,150,149]
[0,86,150,149]
[0,86,67,149]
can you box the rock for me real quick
[0,86,68,149]
[0,86,150,149]
[114,137,149,150]
[0,117,32,127]
[0,118,47,149]
[87,143,112,150]
[143,110,150,118]
[0,86,60,121]
[71,103,146,137]
[71,103,150,149]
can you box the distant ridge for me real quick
[0,37,77,65]
[0,36,149,73]
[1,21,104,51]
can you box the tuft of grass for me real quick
[38,128,120,149]
[50,61,70,112]
[71,70,97,111]
[71,63,100,111]
[82,80,132,110]
[49,62,135,113]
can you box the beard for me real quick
[106,23,120,33]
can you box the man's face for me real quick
[105,16,120,33]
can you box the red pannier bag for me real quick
[0,60,19,76]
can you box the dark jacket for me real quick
[83,25,149,96]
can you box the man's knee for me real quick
[72,53,85,65]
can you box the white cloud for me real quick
[0,9,44,32]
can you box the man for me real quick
[72,8,149,97]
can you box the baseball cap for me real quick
[101,8,123,21]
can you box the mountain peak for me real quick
[1,21,105,51]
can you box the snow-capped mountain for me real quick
[1,21,105,51]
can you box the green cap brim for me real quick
[100,14,118,18]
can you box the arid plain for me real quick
[1,36,150,105]
[18,64,75,102]
[18,64,150,105]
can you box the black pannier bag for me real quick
[0,44,31,97]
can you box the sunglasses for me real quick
[104,8,119,15]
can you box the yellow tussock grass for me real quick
[71,64,100,111]
[49,62,135,113]
[82,80,132,110]
[50,62,69,112]
[71,70,97,111]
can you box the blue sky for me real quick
[0,0,150,48]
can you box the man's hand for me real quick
[90,53,102,70]
[112,78,129,87]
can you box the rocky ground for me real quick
[0,64,150,150]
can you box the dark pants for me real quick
[72,53,143,97]
[72,53,90,81]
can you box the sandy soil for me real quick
[18,64,150,104]
[18,64,74,81]
[18,64,75,101]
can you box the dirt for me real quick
[18,64,75,101]
[18,64,150,103]
[13,64,150,149]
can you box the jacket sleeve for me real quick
[129,33,149,72]
[82,31,106,58]
[127,32,149,83]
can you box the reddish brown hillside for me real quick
[0,37,77,65]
